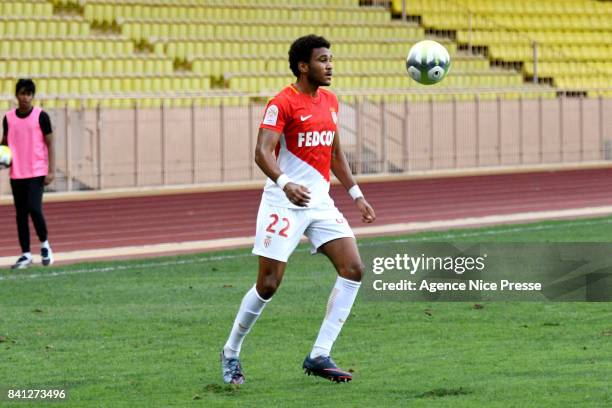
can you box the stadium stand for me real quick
[392,0,612,97]
[0,0,562,107]
[106,1,533,98]
[0,0,608,194]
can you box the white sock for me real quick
[41,240,50,249]
[310,276,361,359]
[223,285,269,358]
[23,252,32,259]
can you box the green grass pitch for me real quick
[1,216,611,407]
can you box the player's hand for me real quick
[355,197,376,223]
[284,182,310,207]
[44,172,55,185]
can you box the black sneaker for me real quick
[303,355,352,383]
[11,255,32,269]
[41,247,54,266]
[221,350,245,384]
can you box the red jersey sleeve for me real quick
[335,94,339,114]
[260,94,290,134]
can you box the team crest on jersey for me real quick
[331,109,337,124]
[264,235,273,248]
[263,105,279,126]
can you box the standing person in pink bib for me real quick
[0,79,55,269]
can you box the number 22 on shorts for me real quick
[266,214,290,237]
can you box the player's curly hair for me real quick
[288,34,331,78]
[15,78,35,96]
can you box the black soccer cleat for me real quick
[303,355,352,383]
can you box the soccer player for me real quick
[221,35,376,384]
[0,79,55,269]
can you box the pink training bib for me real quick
[6,107,48,179]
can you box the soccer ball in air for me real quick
[0,145,12,169]
[406,40,451,85]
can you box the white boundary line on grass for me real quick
[1,211,611,282]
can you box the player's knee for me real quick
[257,282,278,299]
[257,276,281,299]
[15,209,28,221]
[338,262,364,282]
[27,205,41,216]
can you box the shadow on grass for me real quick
[202,383,241,396]
[415,387,472,399]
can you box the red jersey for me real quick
[259,84,339,209]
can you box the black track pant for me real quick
[10,176,48,253]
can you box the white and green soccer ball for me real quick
[0,145,11,169]
[406,40,451,85]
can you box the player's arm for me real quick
[254,128,311,207]
[330,132,375,223]
[1,116,7,145]
[41,112,55,185]
[44,132,55,185]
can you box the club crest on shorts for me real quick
[264,235,273,248]
[336,218,344,224]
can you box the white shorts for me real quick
[252,200,355,262]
